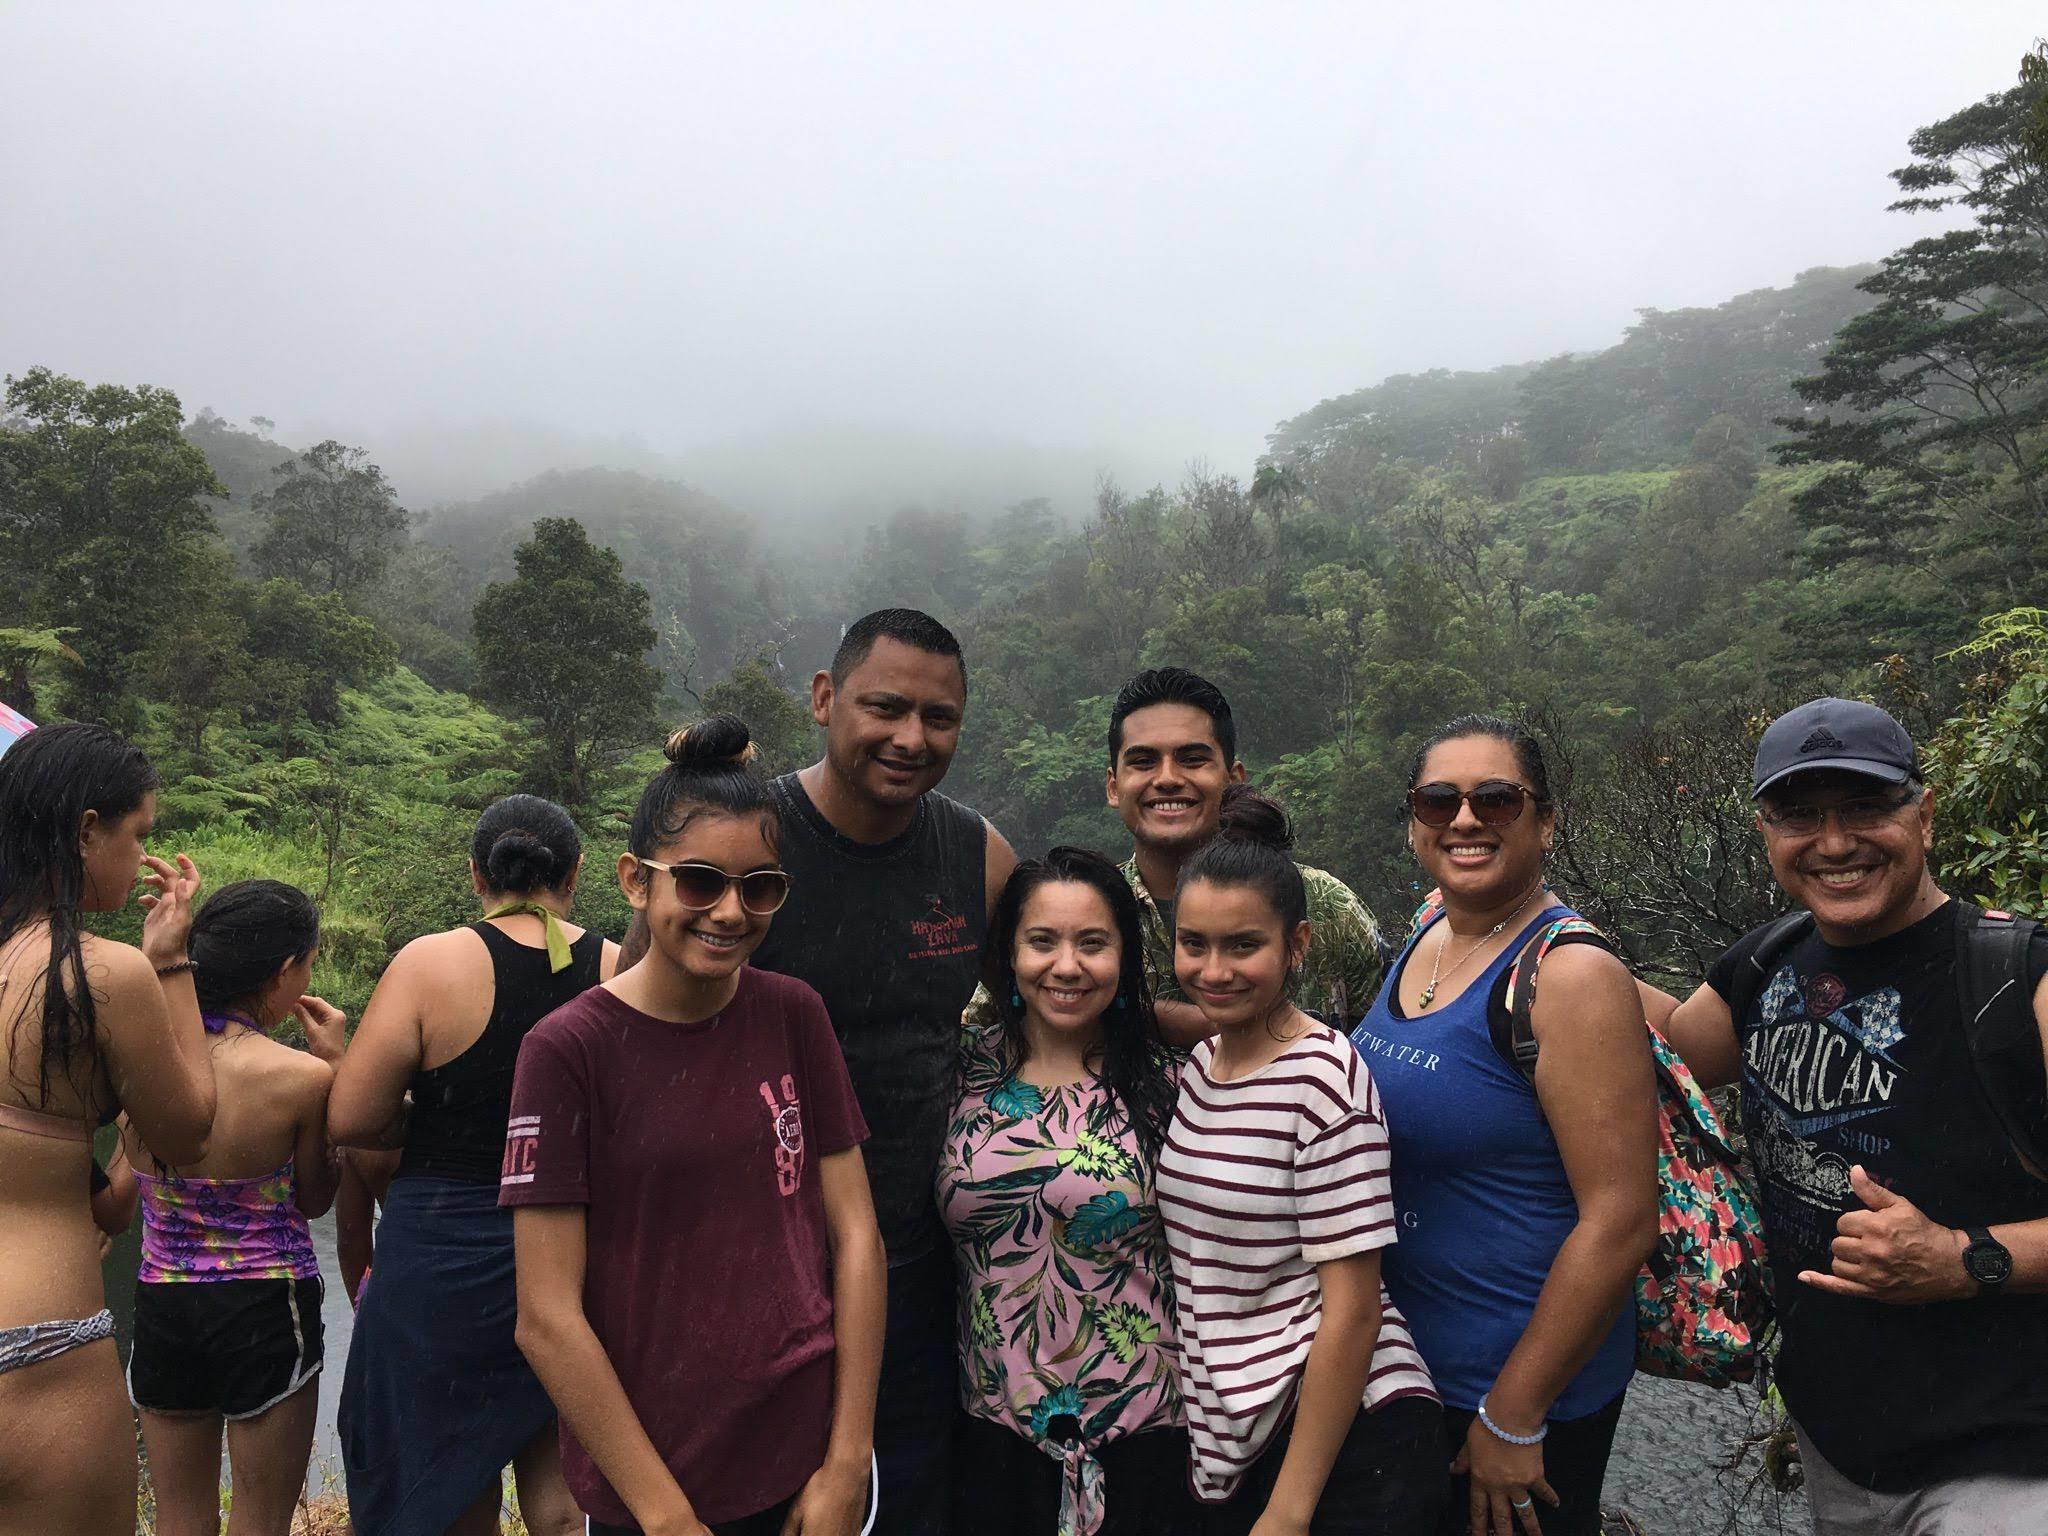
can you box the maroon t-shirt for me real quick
[499,966,868,1526]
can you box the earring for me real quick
[1010,991,1022,1009]
[1113,995,1127,1012]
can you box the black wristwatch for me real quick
[1962,1226,2014,1290]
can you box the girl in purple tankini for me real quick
[123,880,347,1536]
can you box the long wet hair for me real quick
[190,880,321,1021]
[629,713,779,862]
[0,723,161,1105]
[982,845,1175,1162]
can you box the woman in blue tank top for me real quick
[1349,717,1658,1536]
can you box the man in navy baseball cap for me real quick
[1647,697,2048,1531]
[1750,696,1918,799]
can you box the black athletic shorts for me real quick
[128,1275,324,1420]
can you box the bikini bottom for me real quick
[0,1310,114,1376]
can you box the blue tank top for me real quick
[1349,903,1632,1419]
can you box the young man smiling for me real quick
[1656,697,2048,1534]
[746,608,1015,1536]
[1103,667,1383,1043]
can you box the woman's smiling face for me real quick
[1012,879,1122,1041]
[1408,734,1552,909]
[1173,877,1308,1033]
[624,811,781,985]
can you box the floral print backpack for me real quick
[1411,896,1775,1386]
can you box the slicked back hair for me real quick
[830,608,967,695]
[1108,667,1236,766]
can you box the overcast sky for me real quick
[1,4,2038,518]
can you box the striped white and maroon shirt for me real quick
[1154,1022,1436,1502]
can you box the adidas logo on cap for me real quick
[1798,727,1846,754]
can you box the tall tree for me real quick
[236,578,397,754]
[252,440,410,599]
[701,654,815,775]
[0,627,79,717]
[1777,75,2048,603]
[0,368,225,718]
[472,517,662,803]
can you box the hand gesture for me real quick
[293,995,350,1064]
[1798,1165,1969,1304]
[1454,1415,1558,1536]
[138,854,201,969]
[779,1457,869,1536]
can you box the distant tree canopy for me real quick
[1778,72,2048,631]
[252,440,411,600]
[0,366,225,721]
[425,468,785,695]
[13,58,2048,974]
[471,516,663,804]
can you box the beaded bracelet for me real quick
[1477,1397,1548,1446]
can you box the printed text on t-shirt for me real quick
[759,1075,805,1195]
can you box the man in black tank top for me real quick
[748,609,1015,1536]
[1657,700,2048,1531]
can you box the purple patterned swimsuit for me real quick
[135,1161,318,1283]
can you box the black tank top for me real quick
[749,773,988,1263]
[1710,900,2048,1489]
[398,921,607,1185]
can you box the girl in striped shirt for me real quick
[1154,787,1441,1536]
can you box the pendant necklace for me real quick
[1418,882,1545,1009]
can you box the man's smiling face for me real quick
[1106,702,1244,858]
[1757,768,1935,942]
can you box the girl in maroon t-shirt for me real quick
[504,714,887,1536]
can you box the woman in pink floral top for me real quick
[937,846,1194,1536]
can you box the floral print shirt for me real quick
[936,1017,1183,1468]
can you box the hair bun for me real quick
[665,713,758,769]
[1215,784,1294,851]
[484,829,559,893]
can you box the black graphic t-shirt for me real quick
[750,773,988,1264]
[1707,901,2048,1490]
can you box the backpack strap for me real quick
[1493,917,1614,1086]
[1405,891,1445,947]
[1955,904,2048,1179]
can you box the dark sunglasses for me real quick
[635,858,792,915]
[1407,780,1546,828]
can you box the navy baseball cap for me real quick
[1752,697,1918,799]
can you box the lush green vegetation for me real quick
[6,66,2046,1001]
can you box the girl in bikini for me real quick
[0,723,215,1536]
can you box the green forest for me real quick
[6,69,2047,1012]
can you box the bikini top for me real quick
[135,1162,319,1284]
[0,1099,91,1143]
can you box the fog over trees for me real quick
[6,14,2048,1532]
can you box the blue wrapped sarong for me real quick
[340,1176,555,1534]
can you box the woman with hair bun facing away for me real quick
[332,793,616,1536]
[122,878,347,1536]
[505,716,886,1536]
[1155,786,1441,1536]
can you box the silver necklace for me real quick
[1418,882,1544,1009]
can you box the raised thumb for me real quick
[1850,1164,1900,1210]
